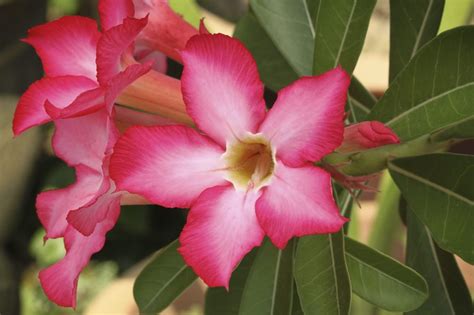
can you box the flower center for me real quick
[224,134,275,190]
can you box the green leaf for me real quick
[431,116,474,141]
[133,240,197,313]
[389,0,445,82]
[233,12,298,91]
[345,237,428,312]
[388,153,474,263]
[250,0,317,76]
[295,232,351,315]
[406,208,473,314]
[239,239,296,315]
[312,0,376,74]
[204,249,257,315]
[347,77,377,122]
[370,26,474,141]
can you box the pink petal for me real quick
[39,199,120,308]
[98,0,135,31]
[256,162,347,249]
[13,76,98,135]
[67,183,122,236]
[104,62,153,110]
[178,185,264,288]
[36,165,107,239]
[51,109,116,169]
[136,0,198,62]
[181,34,266,147]
[24,16,100,80]
[96,17,148,86]
[259,68,350,167]
[110,125,227,208]
[45,87,106,120]
[338,121,400,153]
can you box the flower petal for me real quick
[136,0,198,62]
[337,121,400,153]
[98,0,135,31]
[36,165,107,239]
[259,68,350,166]
[51,109,116,169]
[110,125,227,208]
[67,184,122,236]
[178,185,264,288]
[24,16,100,80]
[39,199,120,308]
[181,34,266,147]
[13,76,98,135]
[96,17,148,85]
[256,162,347,249]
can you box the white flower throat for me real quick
[223,133,275,190]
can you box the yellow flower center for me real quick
[224,134,275,190]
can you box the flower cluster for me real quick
[13,0,399,307]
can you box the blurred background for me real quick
[0,0,473,314]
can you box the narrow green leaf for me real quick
[389,153,474,263]
[312,0,376,74]
[295,232,351,315]
[348,77,377,122]
[250,0,317,76]
[239,239,295,315]
[133,240,197,313]
[345,237,428,312]
[204,249,257,315]
[233,12,298,91]
[431,116,474,141]
[389,0,445,81]
[406,209,473,314]
[370,26,474,141]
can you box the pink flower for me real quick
[338,121,400,153]
[110,34,350,288]
[12,1,197,307]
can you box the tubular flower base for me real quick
[12,0,198,308]
[110,34,350,288]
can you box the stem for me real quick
[367,171,401,254]
[324,134,455,176]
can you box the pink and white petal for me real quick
[39,200,120,308]
[110,125,227,208]
[24,16,100,80]
[36,165,107,239]
[67,184,123,236]
[51,109,115,169]
[178,185,264,288]
[45,87,105,120]
[13,76,98,135]
[181,34,266,147]
[256,162,347,249]
[137,0,198,62]
[337,121,400,153]
[98,0,135,31]
[96,17,147,85]
[259,68,350,167]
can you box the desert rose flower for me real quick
[12,1,197,307]
[110,34,350,288]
